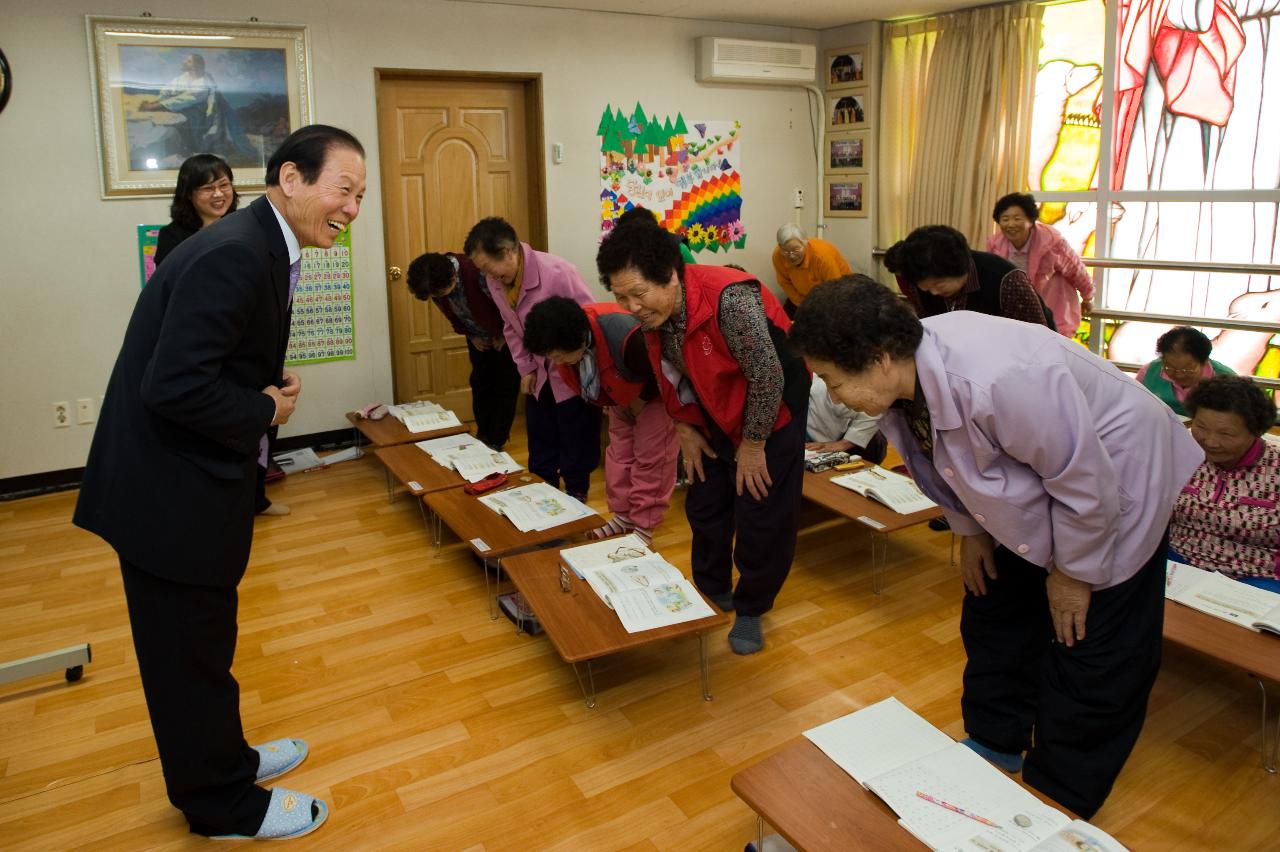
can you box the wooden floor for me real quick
[1,425,1276,850]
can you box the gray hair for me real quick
[776,223,806,245]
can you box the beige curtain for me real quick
[884,2,1043,251]
[878,18,939,282]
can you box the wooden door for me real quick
[376,74,544,412]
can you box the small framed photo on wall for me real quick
[827,90,868,131]
[827,130,869,174]
[826,45,868,91]
[825,176,868,218]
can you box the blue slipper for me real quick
[254,738,308,783]
[212,787,328,840]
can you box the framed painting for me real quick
[86,16,312,198]
[827,130,869,174]
[827,90,868,131]
[825,177,868,219]
[826,45,868,91]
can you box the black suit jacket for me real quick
[75,196,291,587]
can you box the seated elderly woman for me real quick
[1170,376,1280,591]
[1134,326,1235,417]
[985,192,1094,338]
[884,224,1054,329]
[806,375,886,464]
[770,224,852,316]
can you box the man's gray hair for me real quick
[776,223,806,245]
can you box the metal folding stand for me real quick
[0,644,92,686]
[1252,675,1280,773]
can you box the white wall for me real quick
[0,0,826,478]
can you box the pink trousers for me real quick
[604,399,679,530]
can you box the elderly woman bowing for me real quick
[790,276,1201,819]
[598,221,810,655]
[771,223,852,316]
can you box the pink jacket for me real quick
[484,242,594,402]
[986,222,1093,337]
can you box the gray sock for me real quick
[728,615,763,654]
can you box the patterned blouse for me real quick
[1170,438,1280,580]
[660,282,783,442]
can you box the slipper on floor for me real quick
[254,738,308,783]
[212,788,328,840]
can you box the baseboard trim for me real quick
[1,428,360,502]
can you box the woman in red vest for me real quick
[596,218,810,655]
[524,298,679,545]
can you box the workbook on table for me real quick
[804,697,1127,852]
[558,538,714,632]
[476,482,596,533]
[387,401,463,433]
[830,467,938,514]
[1165,561,1280,635]
[414,435,523,482]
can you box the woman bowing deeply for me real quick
[790,276,1201,819]
[596,222,810,655]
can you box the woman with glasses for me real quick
[1134,326,1235,417]
[154,154,240,267]
[154,154,289,517]
[770,224,852,317]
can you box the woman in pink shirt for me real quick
[986,193,1094,338]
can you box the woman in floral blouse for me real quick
[1171,375,1280,591]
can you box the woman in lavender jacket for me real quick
[790,276,1202,820]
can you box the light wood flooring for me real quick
[1,425,1276,850]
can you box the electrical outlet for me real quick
[77,398,96,425]
[53,402,70,428]
[793,188,805,209]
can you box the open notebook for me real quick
[558,537,715,633]
[386,401,463,433]
[804,697,1127,852]
[1165,561,1280,635]
[830,466,937,514]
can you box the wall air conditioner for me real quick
[696,37,817,85]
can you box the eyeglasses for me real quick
[607,546,645,562]
[195,180,233,197]
[1162,362,1202,377]
[780,246,805,259]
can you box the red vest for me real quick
[556,303,646,408]
[643,265,793,445]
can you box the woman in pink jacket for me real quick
[986,193,1094,338]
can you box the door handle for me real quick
[388,266,402,280]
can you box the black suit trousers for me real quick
[467,339,520,449]
[120,559,270,836]
[959,534,1167,819]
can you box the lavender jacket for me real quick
[484,243,594,402]
[987,222,1094,337]
[882,313,1203,589]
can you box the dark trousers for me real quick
[960,535,1168,818]
[119,559,269,836]
[524,381,601,498]
[685,411,807,616]
[469,340,520,449]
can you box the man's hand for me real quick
[804,439,855,454]
[1046,567,1091,647]
[676,422,715,483]
[281,369,302,399]
[264,385,296,425]
[959,532,998,596]
[519,372,537,396]
[735,438,772,500]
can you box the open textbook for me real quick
[477,482,596,533]
[804,697,1127,852]
[830,466,938,515]
[386,400,463,433]
[1165,561,1280,635]
[414,434,523,483]
[558,537,714,633]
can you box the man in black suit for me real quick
[74,125,366,840]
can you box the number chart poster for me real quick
[286,228,355,365]
[598,103,745,254]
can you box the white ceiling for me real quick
[449,0,981,31]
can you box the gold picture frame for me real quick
[825,176,868,219]
[825,45,868,92]
[827,130,869,174]
[827,89,869,132]
[86,16,312,198]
